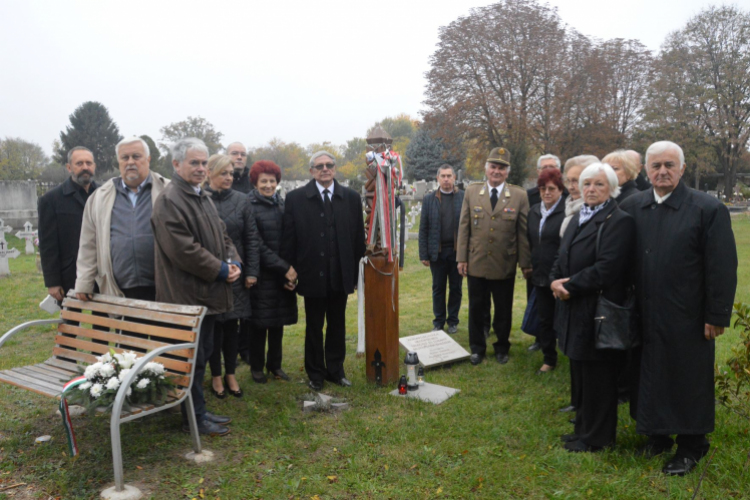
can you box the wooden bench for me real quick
[0,293,208,500]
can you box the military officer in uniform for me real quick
[457,147,532,365]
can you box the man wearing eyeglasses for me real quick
[280,151,366,391]
[227,142,251,194]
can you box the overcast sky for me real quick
[0,0,735,158]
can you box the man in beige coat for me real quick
[457,147,532,365]
[74,137,169,302]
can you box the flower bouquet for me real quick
[63,349,175,414]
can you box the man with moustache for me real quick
[457,147,532,366]
[280,151,366,391]
[38,146,99,303]
[152,137,240,437]
[74,137,169,302]
[227,142,252,194]
[620,141,737,476]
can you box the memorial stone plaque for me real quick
[399,330,470,368]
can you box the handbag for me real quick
[593,216,641,350]
[521,287,542,336]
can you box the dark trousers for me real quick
[570,358,582,409]
[429,247,463,329]
[467,275,515,355]
[303,293,348,383]
[208,319,239,377]
[237,319,251,362]
[249,325,284,372]
[182,314,215,425]
[647,434,710,461]
[534,285,558,367]
[571,350,626,448]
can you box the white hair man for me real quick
[620,140,737,476]
[75,137,169,303]
[151,138,241,437]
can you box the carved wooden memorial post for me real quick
[363,127,401,384]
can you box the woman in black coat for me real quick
[205,154,260,398]
[247,160,299,383]
[550,163,635,452]
[527,168,566,374]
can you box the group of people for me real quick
[37,135,737,477]
[38,137,363,438]
[418,142,737,475]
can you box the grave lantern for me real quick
[404,351,420,391]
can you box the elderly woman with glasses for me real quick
[204,154,260,398]
[550,163,635,453]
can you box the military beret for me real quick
[487,147,511,166]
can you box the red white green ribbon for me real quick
[59,376,87,457]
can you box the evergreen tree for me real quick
[405,127,448,181]
[55,101,123,173]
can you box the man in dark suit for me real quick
[526,154,562,207]
[281,151,366,391]
[38,146,98,302]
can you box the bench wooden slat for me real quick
[58,324,194,359]
[50,347,191,388]
[60,310,196,343]
[0,372,60,398]
[44,357,84,372]
[33,362,77,378]
[52,339,193,374]
[63,298,200,328]
[0,369,62,393]
[65,294,204,316]
[12,366,67,386]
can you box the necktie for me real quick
[323,189,333,218]
[491,188,498,210]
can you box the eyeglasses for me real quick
[313,162,335,170]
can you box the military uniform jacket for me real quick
[620,181,737,435]
[457,182,531,280]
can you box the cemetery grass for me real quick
[0,219,749,500]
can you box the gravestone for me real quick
[399,330,471,368]
[15,221,37,255]
[389,382,460,404]
[0,181,39,228]
[0,219,20,277]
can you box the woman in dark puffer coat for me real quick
[247,160,299,383]
[205,154,260,398]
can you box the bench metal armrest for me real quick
[0,319,63,350]
[110,342,197,425]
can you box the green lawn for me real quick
[1,217,749,499]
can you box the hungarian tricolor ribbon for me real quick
[59,375,87,457]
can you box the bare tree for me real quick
[645,5,750,198]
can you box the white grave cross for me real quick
[15,221,38,255]
[0,237,21,277]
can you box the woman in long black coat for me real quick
[247,160,299,383]
[205,154,260,398]
[527,168,566,374]
[551,163,635,452]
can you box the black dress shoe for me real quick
[564,439,603,453]
[308,379,324,391]
[270,368,290,381]
[495,352,509,365]
[527,342,541,352]
[447,325,458,334]
[662,455,698,476]
[204,411,231,424]
[470,353,484,365]
[558,405,576,413]
[334,377,352,387]
[224,375,243,398]
[251,370,268,384]
[560,434,578,443]
[182,419,230,436]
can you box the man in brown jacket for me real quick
[152,138,240,437]
[457,147,532,366]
